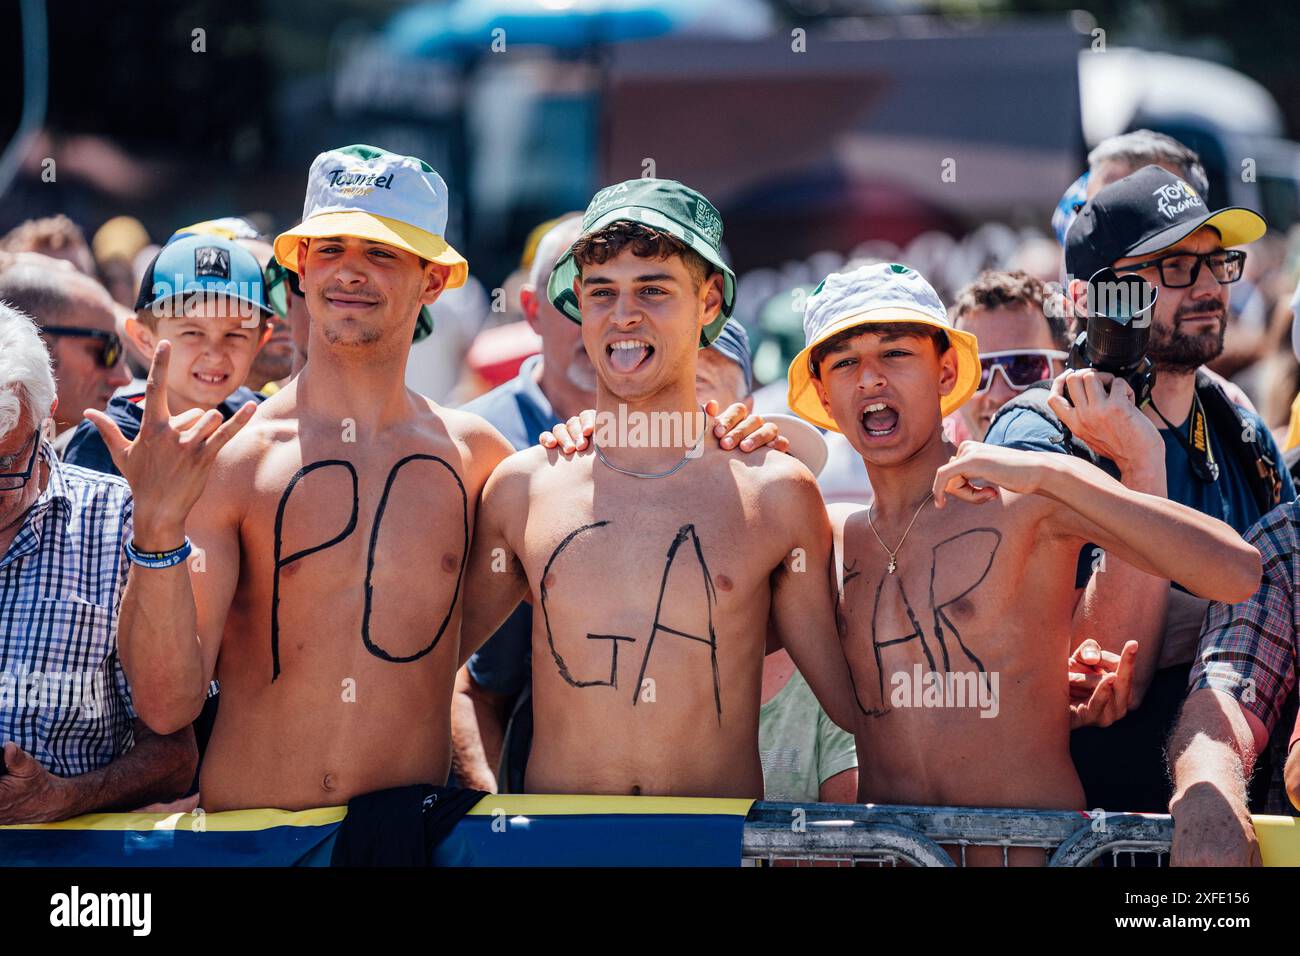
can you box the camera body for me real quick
[1067,267,1159,407]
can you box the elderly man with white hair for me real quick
[0,303,196,823]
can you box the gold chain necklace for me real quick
[866,492,934,575]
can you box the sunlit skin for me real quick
[450,231,785,793]
[246,317,295,389]
[97,232,516,812]
[694,348,749,413]
[577,252,720,416]
[806,324,1255,864]
[811,330,958,471]
[283,287,311,375]
[0,408,48,551]
[18,269,132,433]
[520,221,598,422]
[298,236,441,354]
[461,246,861,799]
[127,298,272,414]
[954,306,1064,440]
[1109,226,1228,374]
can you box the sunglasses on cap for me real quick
[976,349,1068,394]
[41,326,123,369]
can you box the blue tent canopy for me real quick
[384,0,772,59]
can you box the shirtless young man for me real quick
[88,146,515,811]
[786,263,1261,862]
[461,179,860,799]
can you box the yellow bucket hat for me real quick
[273,144,467,289]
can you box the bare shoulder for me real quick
[431,403,512,456]
[484,441,580,498]
[208,402,284,489]
[997,482,1063,536]
[495,442,597,486]
[719,446,830,544]
[733,446,823,507]
[418,400,515,486]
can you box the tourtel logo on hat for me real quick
[547,178,737,346]
[787,262,981,432]
[1065,164,1266,282]
[273,144,468,290]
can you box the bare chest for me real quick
[230,439,472,682]
[516,476,778,714]
[839,510,1050,717]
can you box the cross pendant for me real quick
[887,555,897,574]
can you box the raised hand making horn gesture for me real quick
[84,341,256,550]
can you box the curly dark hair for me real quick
[951,269,1068,348]
[570,220,713,290]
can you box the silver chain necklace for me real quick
[593,406,708,479]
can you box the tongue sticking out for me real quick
[864,407,899,433]
[609,345,649,373]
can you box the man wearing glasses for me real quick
[0,304,197,823]
[986,165,1296,819]
[0,259,132,455]
[951,270,1070,441]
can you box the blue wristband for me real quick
[125,537,193,569]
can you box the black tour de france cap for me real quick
[1064,164,1267,282]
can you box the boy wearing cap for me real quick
[461,179,861,799]
[66,234,273,477]
[788,262,1260,863]
[90,146,516,812]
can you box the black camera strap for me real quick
[1149,393,1219,484]
[1193,371,1284,515]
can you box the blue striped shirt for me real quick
[0,443,136,776]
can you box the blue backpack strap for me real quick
[986,381,1100,465]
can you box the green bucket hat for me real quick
[546,178,736,347]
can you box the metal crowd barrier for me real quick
[742,802,1173,866]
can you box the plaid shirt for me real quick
[1190,500,1300,812]
[0,443,136,777]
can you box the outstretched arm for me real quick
[1049,369,1172,703]
[87,343,253,734]
[0,722,196,824]
[932,442,1261,605]
[1168,688,1265,866]
[459,463,530,668]
[768,473,862,734]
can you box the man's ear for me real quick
[936,344,959,398]
[700,272,724,328]
[419,263,449,305]
[519,285,541,333]
[1068,277,1088,319]
[125,315,156,357]
[296,239,311,279]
